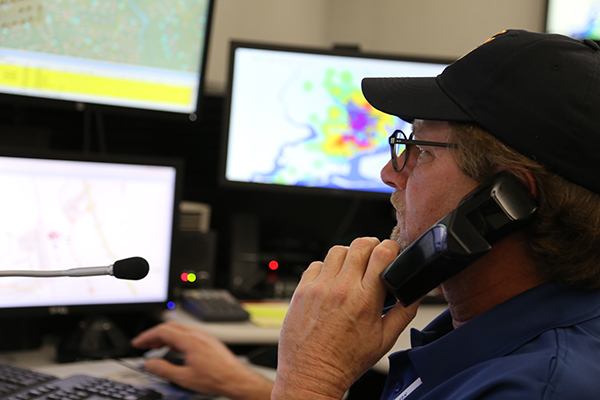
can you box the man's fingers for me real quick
[317,244,349,279]
[363,239,400,290]
[301,237,386,286]
[337,237,381,280]
[381,300,421,345]
[131,322,191,349]
[299,261,323,284]
[144,358,186,382]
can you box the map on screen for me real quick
[0,0,212,113]
[224,46,448,194]
[0,156,177,308]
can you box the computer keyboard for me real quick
[0,362,161,400]
[182,289,250,322]
[0,363,55,397]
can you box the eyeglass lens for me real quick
[392,130,409,172]
[393,131,407,158]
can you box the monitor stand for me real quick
[55,312,160,363]
[56,315,130,363]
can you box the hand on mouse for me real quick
[143,346,185,365]
[131,321,273,400]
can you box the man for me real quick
[132,30,600,399]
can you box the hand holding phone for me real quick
[381,171,537,306]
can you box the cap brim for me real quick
[361,77,473,122]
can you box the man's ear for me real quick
[521,169,537,198]
[499,167,537,198]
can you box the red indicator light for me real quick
[181,272,189,282]
[268,260,279,271]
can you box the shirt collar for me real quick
[406,282,600,389]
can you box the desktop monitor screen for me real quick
[0,0,214,118]
[220,41,449,196]
[546,0,600,40]
[0,150,180,316]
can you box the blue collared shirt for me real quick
[381,283,600,399]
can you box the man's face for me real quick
[381,120,480,250]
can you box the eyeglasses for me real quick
[389,129,457,173]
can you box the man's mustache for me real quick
[390,191,405,218]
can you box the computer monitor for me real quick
[0,149,181,318]
[546,0,600,40]
[219,41,450,197]
[0,0,214,120]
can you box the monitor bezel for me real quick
[218,40,453,200]
[0,0,215,123]
[0,147,184,318]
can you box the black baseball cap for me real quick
[362,29,600,194]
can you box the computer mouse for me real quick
[143,346,186,366]
[163,349,186,366]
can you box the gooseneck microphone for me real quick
[0,257,149,280]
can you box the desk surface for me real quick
[163,303,447,373]
[162,307,282,345]
[0,303,447,381]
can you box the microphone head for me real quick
[113,257,149,280]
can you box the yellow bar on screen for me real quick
[0,64,191,105]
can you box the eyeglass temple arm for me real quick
[390,138,457,148]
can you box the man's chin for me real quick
[390,228,410,253]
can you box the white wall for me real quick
[204,0,547,94]
[204,0,331,93]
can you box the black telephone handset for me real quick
[381,171,538,308]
